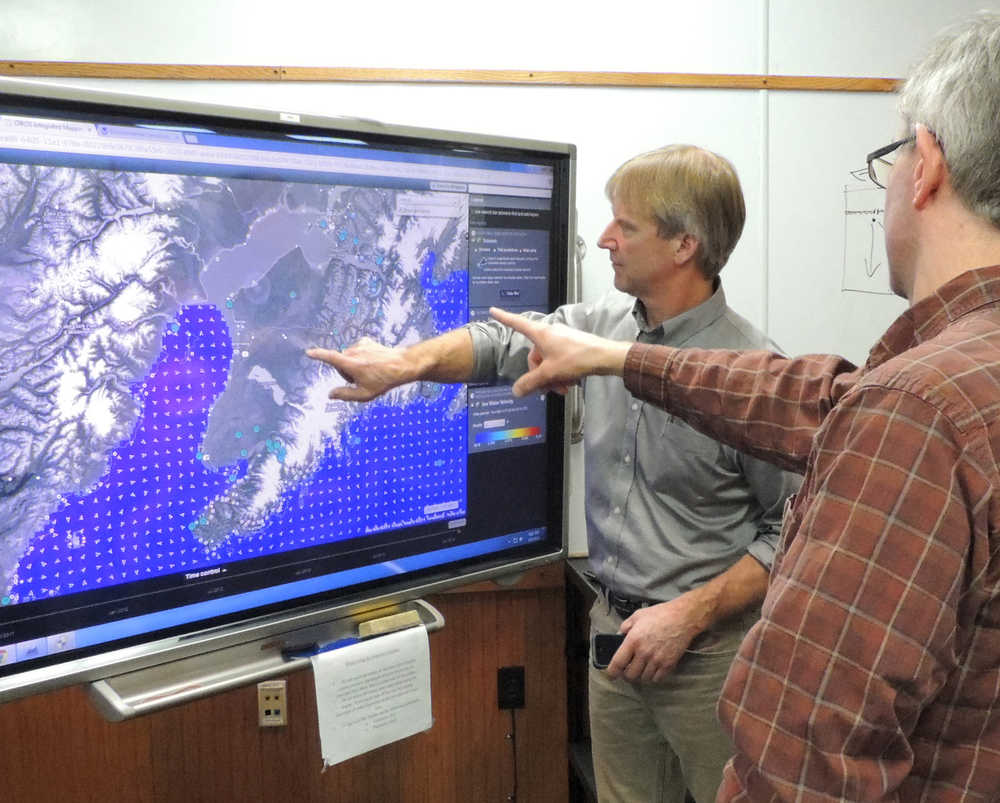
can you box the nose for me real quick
[597,223,616,251]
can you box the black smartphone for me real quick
[591,632,626,669]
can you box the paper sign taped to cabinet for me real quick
[311,625,432,768]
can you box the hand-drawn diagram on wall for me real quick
[842,173,892,295]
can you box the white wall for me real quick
[0,0,765,72]
[768,0,992,78]
[765,0,993,362]
[1,0,995,554]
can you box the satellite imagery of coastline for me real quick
[0,164,470,605]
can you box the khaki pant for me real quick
[588,596,755,803]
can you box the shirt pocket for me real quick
[662,414,724,461]
[637,411,725,502]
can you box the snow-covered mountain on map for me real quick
[0,161,468,599]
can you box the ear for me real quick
[674,233,700,265]
[912,124,946,210]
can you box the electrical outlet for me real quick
[257,679,288,727]
[497,665,525,710]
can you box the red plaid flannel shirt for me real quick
[623,266,1000,801]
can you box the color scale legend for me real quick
[474,426,542,445]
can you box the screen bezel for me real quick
[0,77,575,705]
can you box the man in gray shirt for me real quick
[307,145,800,803]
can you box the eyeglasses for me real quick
[866,135,915,189]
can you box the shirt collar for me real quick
[865,265,1000,370]
[631,280,728,343]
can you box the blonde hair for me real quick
[605,145,745,280]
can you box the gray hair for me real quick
[899,11,1000,228]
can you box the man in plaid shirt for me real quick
[490,12,1000,801]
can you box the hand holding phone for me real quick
[591,632,626,669]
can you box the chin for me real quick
[887,260,912,301]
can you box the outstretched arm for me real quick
[489,307,631,396]
[493,306,858,473]
[306,328,475,402]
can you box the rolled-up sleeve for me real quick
[733,449,800,572]
[466,304,595,383]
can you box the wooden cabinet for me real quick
[0,564,568,803]
[566,559,599,803]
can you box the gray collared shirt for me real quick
[467,285,801,601]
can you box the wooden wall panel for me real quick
[0,564,567,803]
[0,687,155,803]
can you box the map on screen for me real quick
[0,165,469,604]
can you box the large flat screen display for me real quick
[0,79,573,704]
